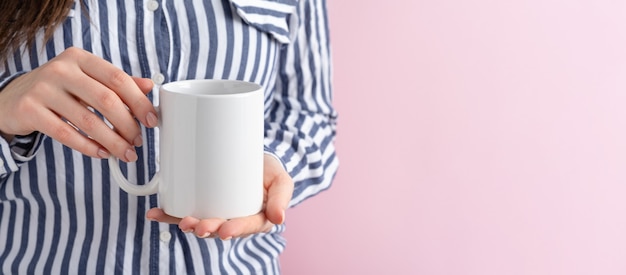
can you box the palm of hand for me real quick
[146,154,293,240]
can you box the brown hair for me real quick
[0,0,75,61]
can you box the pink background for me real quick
[281,0,626,274]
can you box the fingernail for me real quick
[146,112,158,128]
[133,135,143,147]
[97,149,110,158]
[221,236,232,241]
[279,210,286,224]
[199,232,211,238]
[181,228,194,234]
[125,148,138,162]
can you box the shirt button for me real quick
[152,73,165,85]
[147,0,159,11]
[160,231,172,243]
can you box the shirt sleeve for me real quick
[0,70,47,179]
[263,0,339,207]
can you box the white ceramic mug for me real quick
[108,79,264,220]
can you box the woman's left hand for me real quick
[146,154,294,240]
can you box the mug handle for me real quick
[108,156,160,196]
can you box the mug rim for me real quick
[160,79,262,97]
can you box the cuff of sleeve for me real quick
[263,145,287,172]
[10,131,46,164]
[0,136,19,177]
[0,71,26,90]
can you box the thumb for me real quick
[264,162,293,224]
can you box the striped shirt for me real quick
[0,0,338,274]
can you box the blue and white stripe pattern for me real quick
[0,0,338,273]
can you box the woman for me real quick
[0,0,338,273]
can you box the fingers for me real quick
[74,49,158,128]
[46,48,154,161]
[65,77,143,147]
[147,208,273,240]
[34,107,109,159]
[182,214,271,240]
[180,217,227,238]
[47,86,139,162]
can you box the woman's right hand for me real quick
[0,47,158,162]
